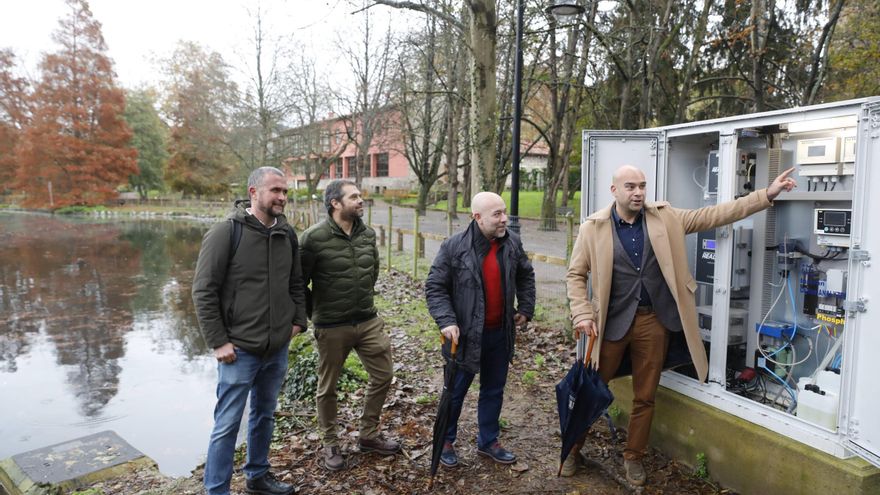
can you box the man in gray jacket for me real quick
[300,179,400,471]
[193,166,305,495]
[425,192,536,467]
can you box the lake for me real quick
[0,211,221,477]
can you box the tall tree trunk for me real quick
[560,1,598,209]
[461,108,472,208]
[749,0,775,112]
[469,0,497,192]
[674,0,713,123]
[638,0,675,128]
[446,87,462,219]
[802,0,844,106]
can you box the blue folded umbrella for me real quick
[556,334,614,475]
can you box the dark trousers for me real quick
[599,312,670,461]
[444,328,509,449]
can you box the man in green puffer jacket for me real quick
[300,179,400,471]
[192,166,304,495]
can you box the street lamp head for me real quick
[545,0,586,22]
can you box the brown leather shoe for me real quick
[624,458,646,486]
[358,435,401,455]
[322,445,345,471]
[560,451,578,477]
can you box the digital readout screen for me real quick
[823,210,847,227]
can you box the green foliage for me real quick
[826,0,880,99]
[415,394,437,405]
[533,353,545,368]
[283,333,369,407]
[71,490,103,495]
[694,452,709,480]
[521,370,537,386]
[532,298,572,337]
[54,205,106,215]
[283,334,320,405]
[608,405,622,420]
[342,353,368,388]
[124,89,168,199]
[432,191,581,220]
[498,417,509,429]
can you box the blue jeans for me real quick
[445,328,510,450]
[204,345,289,495]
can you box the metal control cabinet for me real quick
[581,97,880,467]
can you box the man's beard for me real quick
[341,205,362,221]
[263,202,284,217]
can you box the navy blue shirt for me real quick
[611,206,652,307]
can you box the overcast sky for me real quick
[1,0,412,89]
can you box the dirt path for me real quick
[80,270,728,495]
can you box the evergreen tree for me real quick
[124,88,168,199]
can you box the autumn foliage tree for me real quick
[14,0,136,208]
[162,42,240,198]
[0,49,31,196]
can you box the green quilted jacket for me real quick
[300,216,379,327]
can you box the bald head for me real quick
[471,192,503,215]
[471,192,508,239]
[611,165,646,186]
[610,165,647,222]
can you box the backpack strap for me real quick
[228,219,243,264]
[228,215,296,265]
[286,227,298,251]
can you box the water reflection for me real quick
[0,212,215,476]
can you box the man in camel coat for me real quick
[564,164,796,485]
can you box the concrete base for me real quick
[609,378,880,495]
[0,431,156,495]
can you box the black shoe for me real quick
[439,442,458,468]
[245,471,296,495]
[477,442,517,464]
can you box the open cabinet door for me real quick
[581,130,666,217]
[841,100,880,467]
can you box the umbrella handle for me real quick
[440,334,458,356]
[584,334,597,367]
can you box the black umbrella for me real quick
[555,334,614,476]
[428,336,459,489]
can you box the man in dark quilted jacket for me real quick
[300,179,400,471]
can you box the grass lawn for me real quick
[402,190,580,219]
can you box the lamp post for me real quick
[508,0,584,234]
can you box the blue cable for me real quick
[787,274,799,343]
[764,273,798,359]
[761,363,797,412]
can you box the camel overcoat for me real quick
[566,189,772,382]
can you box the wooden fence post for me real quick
[413,211,420,278]
[387,206,393,273]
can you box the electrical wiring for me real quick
[757,277,788,360]
[762,363,798,412]
[692,165,707,190]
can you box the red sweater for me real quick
[482,239,503,329]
